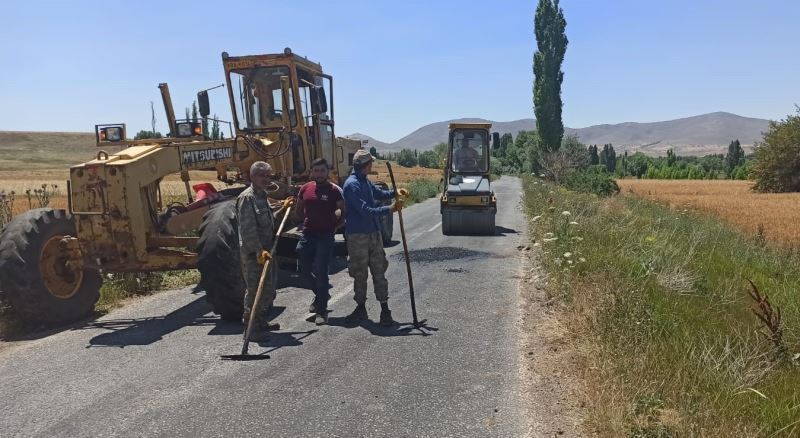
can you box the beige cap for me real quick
[352,149,376,166]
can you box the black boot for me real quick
[379,302,396,327]
[345,303,368,322]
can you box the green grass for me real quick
[96,270,200,311]
[404,178,440,207]
[522,175,800,437]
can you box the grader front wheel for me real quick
[0,209,101,325]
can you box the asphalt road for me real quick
[0,176,530,437]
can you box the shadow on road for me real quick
[494,226,518,236]
[82,296,215,347]
[255,329,318,354]
[326,317,438,337]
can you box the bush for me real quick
[751,110,800,192]
[406,179,439,205]
[563,165,619,196]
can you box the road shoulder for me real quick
[517,245,587,436]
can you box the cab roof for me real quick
[448,123,492,131]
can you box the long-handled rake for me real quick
[385,162,430,332]
[221,203,293,361]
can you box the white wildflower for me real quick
[569,221,579,225]
[561,211,571,217]
[532,215,542,222]
[532,242,541,247]
[542,237,558,243]
[554,258,562,266]
[563,252,572,258]
[548,206,556,212]
[579,257,587,263]
[544,232,554,238]
[567,259,573,265]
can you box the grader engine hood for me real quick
[446,175,491,195]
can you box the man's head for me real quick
[249,161,273,191]
[459,137,470,148]
[352,149,376,175]
[310,157,330,184]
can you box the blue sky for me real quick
[1,0,797,142]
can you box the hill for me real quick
[0,131,124,171]
[356,112,770,156]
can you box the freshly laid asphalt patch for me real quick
[392,246,490,263]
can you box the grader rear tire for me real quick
[196,201,245,321]
[0,208,101,325]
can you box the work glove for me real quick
[257,249,272,265]
[390,199,405,213]
[397,188,410,198]
[282,196,295,208]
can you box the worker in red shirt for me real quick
[296,157,345,325]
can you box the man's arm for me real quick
[294,185,306,221]
[345,183,391,217]
[370,182,395,201]
[237,198,262,256]
[295,198,305,221]
[335,198,346,230]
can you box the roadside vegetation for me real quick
[524,174,800,435]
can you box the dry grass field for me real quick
[370,160,441,185]
[617,179,800,247]
[0,161,441,217]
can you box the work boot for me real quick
[314,312,328,326]
[260,321,281,331]
[379,302,396,327]
[345,304,368,322]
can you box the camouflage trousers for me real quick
[241,254,277,325]
[346,232,389,304]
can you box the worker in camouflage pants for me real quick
[238,161,280,341]
[342,149,408,326]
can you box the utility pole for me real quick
[150,101,157,134]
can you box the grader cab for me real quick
[440,123,500,235]
[0,48,385,325]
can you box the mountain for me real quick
[340,133,391,151]
[353,112,770,156]
[569,112,769,155]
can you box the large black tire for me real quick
[441,210,453,236]
[0,208,101,325]
[196,201,245,321]
[379,212,393,245]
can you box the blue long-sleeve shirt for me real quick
[342,170,395,235]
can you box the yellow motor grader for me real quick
[0,48,389,325]
[440,123,500,235]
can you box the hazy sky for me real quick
[1,0,797,142]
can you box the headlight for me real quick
[95,123,126,144]
[105,127,122,141]
[177,122,193,137]
[481,196,489,204]
[449,197,456,203]
[176,122,203,138]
